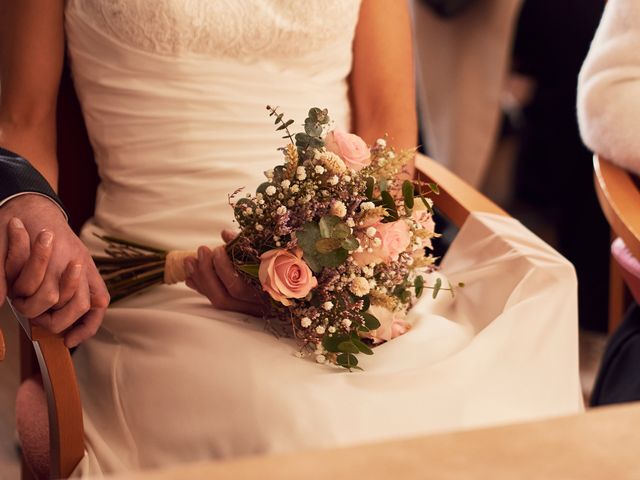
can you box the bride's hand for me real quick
[184,231,269,317]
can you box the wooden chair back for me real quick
[13,60,98,480]
[593,155,640,331]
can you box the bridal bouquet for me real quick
[95,107,446,369]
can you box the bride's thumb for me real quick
[221,229,240,244]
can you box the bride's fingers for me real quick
[211,246,263,304]
[190,248,264,316]
[220,229,239,244]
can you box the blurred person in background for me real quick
[578,0,640,405]
[414,0,609,331]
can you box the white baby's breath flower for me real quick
[372,237,382,247]
[360,201,375,211]
[315,325,326,334]
[378,158,387,167]
[276,206,287,215]
[342,318,352,328]
[328,175,339,186]
[290,184,300,193]
[376,138,387,147]
[315,165,325,174]
[280,179,291,189]
[265,185,276,196]
[322,301,334,311]
[294,351,305,358]
[366,226,377,238]
[343,175,351,182]
[350,277,371,297]
[331,201,347,218]
[346,218,355,228]
[287,199,295,207]
[316,354,327,364]
[264,169,274,179]
[275,241,281,247]
[255,224,264,232]
[328,326,336,333]
[388,151,396,159]
[255,208,264,215]
[301,317,312,328]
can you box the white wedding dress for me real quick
[62,0,583,476]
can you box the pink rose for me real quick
[352,220,412,267]
[362,305,411,344]
[324,129,371,171]
[259,248,317,306]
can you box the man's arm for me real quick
[0,0,109,347]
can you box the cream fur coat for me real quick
[578,0,640,176]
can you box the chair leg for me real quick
[609,253,631,332]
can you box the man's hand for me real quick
[0,194,110,347]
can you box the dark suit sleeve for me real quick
[0,147,68,220]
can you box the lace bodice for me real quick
[71,0,361,59]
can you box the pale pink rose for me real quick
[362,305,411,344]
[259,248,317,306]
[324,129,371,171]
[352,220,412,267]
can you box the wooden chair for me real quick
[2,61,98,480]
[0,63,506,478]
[593,155,640,332]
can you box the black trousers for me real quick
[591,303,640,406]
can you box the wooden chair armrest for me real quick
[593,155,640,260]
[10,305,85,479]
[414,154,508,226]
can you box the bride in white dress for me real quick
[1,0,583,476]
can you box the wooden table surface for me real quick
[111,403,640,480]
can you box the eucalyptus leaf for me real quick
[361,295,371,312]
[256,182,272,195]
[432,277,442,299]
[303,254,323,273]
[341,236,359,252]
[331,222,350,240]
[379,178,389,192]
[319,215,342,238]
[237,264,260,278]
[323,333,350,353]
[297,222,321,254]
[381,191,399,220]
[415,275,424,298]
[315,237,342,254]
[317,248,349,268]
[402,180,415,209]
[428,183,440,195]
[338,341,360,354]
[362,312,381,330]
[365,177,375,200]
[336,353,359,369]
[351,336,374,355]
